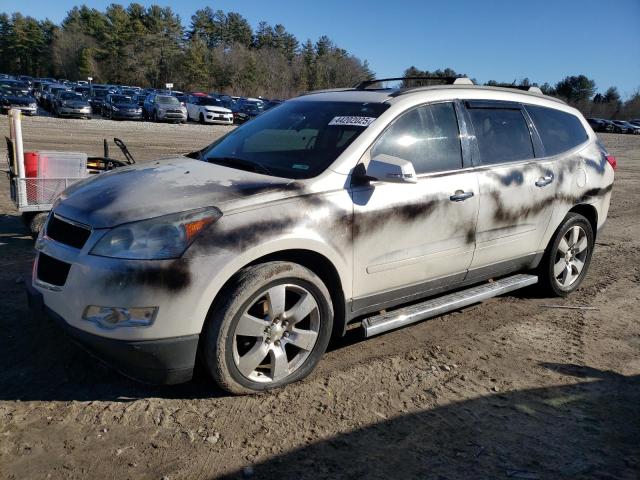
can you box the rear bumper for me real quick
[26,279,199,385]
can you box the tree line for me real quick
[0,4,374,98]
[403,67,640,120]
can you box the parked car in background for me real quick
[102,94,143,120]
[143,93,187,123]
[74,85,91,97]
[52,91,91,118]
[598,119,622,133]
[0,79,30,94]
[233,97,265,124]
[133,93,147,107]
[587,118,613,133]
[185,95,233,124]
[89,87,109,114]
[43,86,70,111]
[612,120,640,134]
[0,86,38,115]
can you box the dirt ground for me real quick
[0,116,638,480]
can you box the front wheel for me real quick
[202,261,334,394]
[538,213,594,297]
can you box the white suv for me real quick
[28,78,615,394]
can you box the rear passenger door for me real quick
[464,101,556,277]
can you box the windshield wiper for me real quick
[207,156,273,176]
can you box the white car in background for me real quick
[185,95,233,124]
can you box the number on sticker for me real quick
[328,116,376,127]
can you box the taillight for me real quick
[606,154,617,171]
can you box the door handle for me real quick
[449,190,474,202]
[535,174,554,187]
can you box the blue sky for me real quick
[3,0,639,97]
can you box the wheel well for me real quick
[569,204,598,237]
[210,249,347,338]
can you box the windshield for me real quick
[92,90,107,98]
[202,100,389,179]
[112,95,132,103]
[157,96,180,105]
[196,97,221,106]
[61,92,82,100]
[1,88,28,97]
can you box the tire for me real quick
[152,110,158,122]
[537,212,595,297]
[202,261,334,395]
[199,113,205,124]
[28,212,49,239]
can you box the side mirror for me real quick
[365,155,418,184]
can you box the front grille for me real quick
[46,215,91,249]
[37,253,71,287]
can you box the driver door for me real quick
[351,102,479,312]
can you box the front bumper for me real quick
[111,110,143,120]
[157,110,187,121]
[2,105,37,115]
[58,107,91,117]
[26,278,199,385]
[205,112,233,124]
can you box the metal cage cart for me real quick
[4,109,135,236]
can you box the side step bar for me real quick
[362,274,538,338]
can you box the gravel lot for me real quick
[0,116,638,480]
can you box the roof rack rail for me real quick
[354,76,474,90]
[497,85,544,95]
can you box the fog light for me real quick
[82,306,158,329]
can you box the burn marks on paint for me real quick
[352,197,440,238]
[489,183,613,224]
[104,259,192,293]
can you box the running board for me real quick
[362,274,538,338]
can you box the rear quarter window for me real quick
[525,105,588,156]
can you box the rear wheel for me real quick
[538,212,594,296]
[202,261,333,394]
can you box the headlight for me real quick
[30,102,37,108]
[90,207,221,260]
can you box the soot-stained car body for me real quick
[29,79,615,394]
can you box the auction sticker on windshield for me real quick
[328,116,377,127]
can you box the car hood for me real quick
[54,157,298,228]
[204,106,232,113]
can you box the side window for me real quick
[525,105,588,156]
[371,102,462,174]
[467,107,534,165]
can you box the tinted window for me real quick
[468,107,534,164]
[526,105,588,156]
[371,102,462,174]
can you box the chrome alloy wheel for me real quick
[554,225,589,288]
[232,283,320,383]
